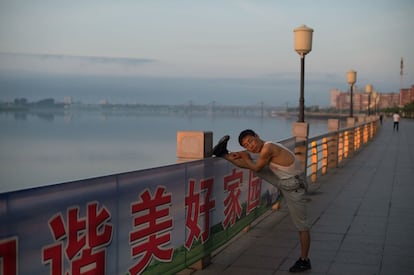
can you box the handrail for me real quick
[303,118,380,184]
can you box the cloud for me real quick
[50,54,155,67]
[0,52,157,75]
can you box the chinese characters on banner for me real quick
[1,166,264,275]
[185,178,216,250]
[0,237,17,275]
[247,171,262,214]
[129,186,173,275]
[223,168,243,229]
[42,202,113,275]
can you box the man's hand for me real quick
[238,151,252,161]
[227,151,250,160]
[225,151,251,169]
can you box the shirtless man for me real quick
[213,129,311,273]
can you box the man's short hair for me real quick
[238,129,257,146]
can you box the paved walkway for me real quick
[189,118,414,275]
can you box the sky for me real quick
[0,0,413,106]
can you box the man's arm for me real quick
[225,150,282,188]
[225,152,251,169]
[242,144,273,172]
[229,144,274,173]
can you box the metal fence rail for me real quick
[305,118,379,184]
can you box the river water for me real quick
[0,108,329,193]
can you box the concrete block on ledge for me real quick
[176,131,213,159]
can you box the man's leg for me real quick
[288,228,311,272]
[299,230,310,259]
[280,184,312,272]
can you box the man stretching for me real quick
[213,129,311,273]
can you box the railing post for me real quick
[310,141,318,183]
[322,137,328,175]
[373,118,377,138]
[292,122,309,175]
[356,126,361,150]
[373,120,375,137]
[346,117,355,156]
[327,119,340,169]
[338,132,344,163]
[369,118,374,140]
[346,117,355,128]
[176,131,213,162]
[344,131,349,158]
[176,131,213,270]
[357,115,366,147]
[357,115,366,124]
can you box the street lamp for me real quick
[347,70,357,117]
[294,24,313,122]
[372,91,378,114]
[365,84,373,116]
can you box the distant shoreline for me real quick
[0,102,348,119]
[0,100,348,119]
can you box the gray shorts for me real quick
[279,176,310,231]
[257,168,310,231]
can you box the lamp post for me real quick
[347,70,357,117]
[294,25,313,122]
[373,91,378,114]
[365,84,373,116]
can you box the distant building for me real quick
[63,96,73,105]
[378,93,400,109]
[400,85,414,106]
[99,99,108,105]
[329,89,341,108]
[331,86,368,112]
[330,85,414,112]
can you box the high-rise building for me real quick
[400,85,414,106]
[330,85,414,112]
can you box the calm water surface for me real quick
[0,110,329,193]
